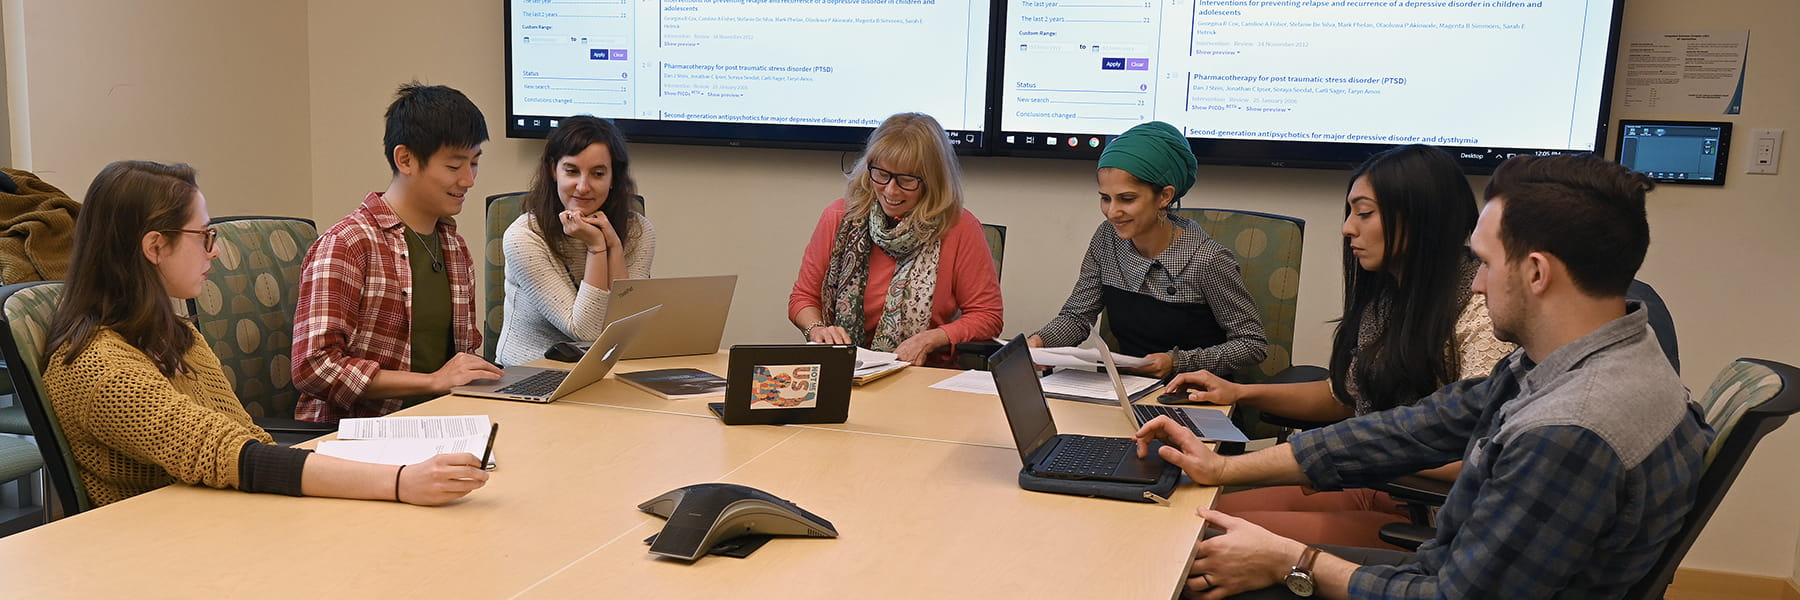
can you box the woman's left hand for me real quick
[1126,352,1175,379]
[892,329,950,365]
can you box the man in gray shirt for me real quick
[1136,153,1713,599]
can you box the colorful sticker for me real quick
[750,363,821,409]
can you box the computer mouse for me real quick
[544,341,586,363]
[638,483,837,561]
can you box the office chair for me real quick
[484,191,647,364]
[191,216,335,446]
[0,282,92,518]
[951,222,1007,370]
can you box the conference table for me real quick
[0,353,1220,599]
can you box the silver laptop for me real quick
[453,305,660,403]
[603,275,736,359]
[1097,340,1250,443]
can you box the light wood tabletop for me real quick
[0,355,1218,599]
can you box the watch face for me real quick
[1285,572,1316,597]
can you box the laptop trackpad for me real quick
[1115,441,1172,482]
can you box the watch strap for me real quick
[1295,546,1321,574]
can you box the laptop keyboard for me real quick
[496,370,568,397]
[1134,404,1208,437]
[1042,436,1133,476]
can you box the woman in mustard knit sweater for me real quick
[43,160,489,507]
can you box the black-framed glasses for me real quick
[867,165,924,192]
[161,227,219,252]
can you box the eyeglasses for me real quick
[867,165,924,192]
[160,228,219,252]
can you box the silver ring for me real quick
[1201,573,1214,589]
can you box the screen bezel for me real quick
[504,1,1628,173]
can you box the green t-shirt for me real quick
[405,227,454,381]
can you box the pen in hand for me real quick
[480,422,499,471]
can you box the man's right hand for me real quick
[433,352,506,392]
[1134,415,1228,485]
[1162,370,1242,406]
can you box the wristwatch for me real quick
[801,322,828,339]
[1284,546,1321,597]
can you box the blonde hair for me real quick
[844,113,963,237]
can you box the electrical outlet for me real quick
[1748,129,1783,174]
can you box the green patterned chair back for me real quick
[193,217,317,420]
[1695,359,1793,464]
[1627,358,1800,600]
[484,192,529,363]
[982,223,1006,282]
[483,192,647,363]
[0,281,92,515]
[1171,208,1304,382]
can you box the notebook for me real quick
[1096,340,1250,443]
[603,275,737,359]
[989,335,1173,484]
[452,305,659,403]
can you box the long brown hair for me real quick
[47,161,202,376]
[526,115,638,263]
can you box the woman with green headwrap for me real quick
[1028,121,1267,379]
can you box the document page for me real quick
[318,415,494,467]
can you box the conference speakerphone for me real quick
[1615,120,1731,186]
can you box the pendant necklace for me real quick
[407,226,446,273]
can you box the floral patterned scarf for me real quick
[820,210,942,351]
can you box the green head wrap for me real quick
[1097,121,1198,202]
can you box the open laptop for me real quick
[603,275,737,360]
[453,305,659,403]
[989,335,1172,484]
[1096,340,1250,443]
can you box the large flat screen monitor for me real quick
[997,0,1625,171]
[506,0,995,152]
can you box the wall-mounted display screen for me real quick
[506,0,994,151]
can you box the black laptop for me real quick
[988,335,1172,484]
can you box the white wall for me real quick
[4,0,1794,579]
[1612,2,1800,577]
[1,0,311,216]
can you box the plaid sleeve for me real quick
[1291,376,1490,491]
[291,230,382,410]
[1348,426,1626,599]
[1171,245,1266,375]
[444,229,482,356]
[1035,224,1109,347]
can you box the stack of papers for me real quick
[1028,346,1154,370]
[853,347,910,385]
[316,415,494,466]
[927,369,1163,405]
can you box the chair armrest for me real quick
[253,417,338,434]
[1378,523,1434,551]
[1373,474,1452,507]
[953,341,1005,371]
[1265,364,1329,385]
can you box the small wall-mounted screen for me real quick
[1616,120,1731,186]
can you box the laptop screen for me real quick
[989,335,1058,462]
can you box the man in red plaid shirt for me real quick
[292,83,505,422]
